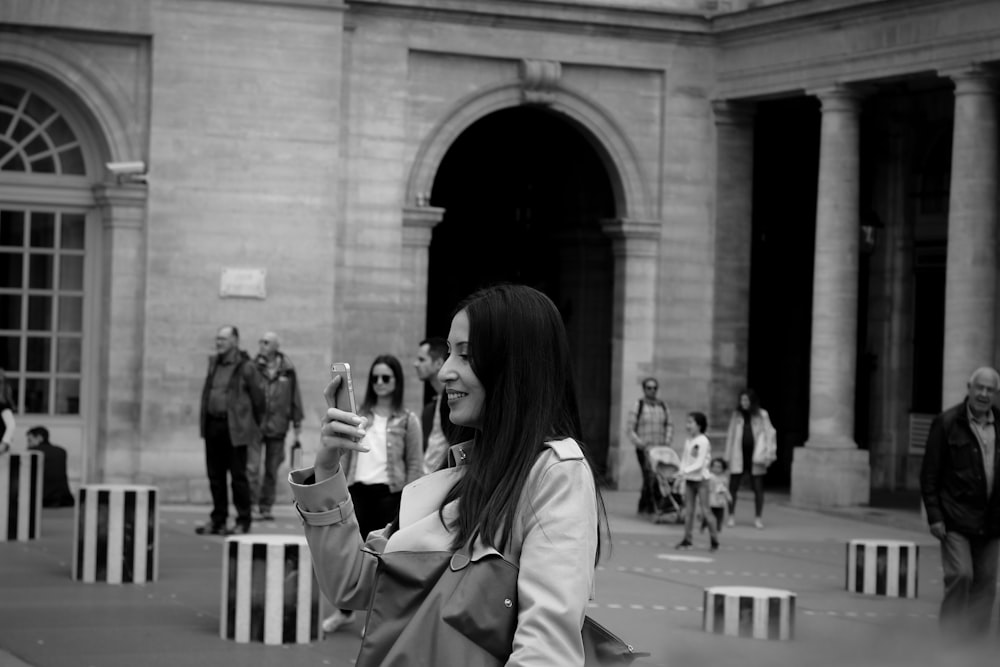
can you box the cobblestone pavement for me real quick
[1,491,996,667]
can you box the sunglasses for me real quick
[372,374,395,384]
[644,385,658,391]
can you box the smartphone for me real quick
[328,362,358,414]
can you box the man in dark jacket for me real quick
[250,331,303,520]
[197,325,265,535]
[25,426,75,507]
[920,366,1000,637]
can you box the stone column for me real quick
[711,101,755,430]
[600,218,660,491]
[791,87,870,507]
[401,205,444,414]
[941,67,998,405]
[92,183,148,483]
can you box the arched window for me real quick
[0,81,89,416]
[0,82,86,175]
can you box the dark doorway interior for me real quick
[747,97,821,488]
[427,106,617,477]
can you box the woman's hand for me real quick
[315,376,368,482]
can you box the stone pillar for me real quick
[941,67,998,405]
[791,87,870,507]
[601,218,660,491]
[92,183,148,483]
[711,101,755,430]
[401,205,444,414]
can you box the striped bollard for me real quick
[72,484,159,583]
[0,451,44,541]
[703,586,795,641]
[221,534,321,644]
[846,538,918,598]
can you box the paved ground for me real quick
[1,490,997,667]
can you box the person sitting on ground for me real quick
[25,426,75,507]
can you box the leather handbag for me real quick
[355,542,648,667]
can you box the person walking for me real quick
[723,389,776,529]
[920,366,1000,638]
[675,412,719,552]
[320,353,423,634]
[196,325,264,536]
[250,331,303,521]
[294,285,609,664]
[414,337,474,474]
[627,378,672,515]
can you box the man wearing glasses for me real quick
[627,378,673,515]
[250,331,303,521]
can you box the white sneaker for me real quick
[754,517,764,529]
[726,517,735,528]
[322,610,355,634]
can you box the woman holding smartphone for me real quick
[291,285,610,665]
[321,354,423,634]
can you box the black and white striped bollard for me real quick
[846,538,918,598]
[0,451,43,541]
[703,585,795,640]
[72,484,159,583]
[221,534,321,644]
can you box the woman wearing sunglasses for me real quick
[321,353,423,634]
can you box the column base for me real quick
[791,444,870,507]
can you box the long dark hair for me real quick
[738,388,761,416]
[360,354,405,414]
[440,284,608,563]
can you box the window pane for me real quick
[30,155,56,173]
[26,337,51,372]
[27,295,52,330]
[58,296,82,332]
[55,378,80,415]
[0,336,19,370]
[25,135,49,157]
[1,153,25,172]
[0,254,22,288]
[59,255,83,290]
[28,253,54,289]
[23,93,55,124]
[61,214,85,249]
[46,116,76,148]
[0,210,25,246]
[59,147,85,175]
[57,337,80,373]
[24,377,48,413]
[29,212,55,247]
[0,294,20,329]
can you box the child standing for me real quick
[702,457,732,534]
[675,412,719,551]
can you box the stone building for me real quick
[0,0,996,505]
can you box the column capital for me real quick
[92,183,147,229]
[92,183,148,209]
[940,64,998,96]
[402,205,445,248]
[711,100,756,126]
[809,85,866,113]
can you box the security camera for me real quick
[106,161,146,175]
[105,161,148,185]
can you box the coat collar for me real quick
[447,440,475,467]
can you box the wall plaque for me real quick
[220,267,266,299]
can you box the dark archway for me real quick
[426,106,616,476]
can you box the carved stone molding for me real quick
[519,59,562,105]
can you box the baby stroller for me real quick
[646,446,685,524]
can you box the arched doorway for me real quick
[0,65,125,484]
[426,106,616,476]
